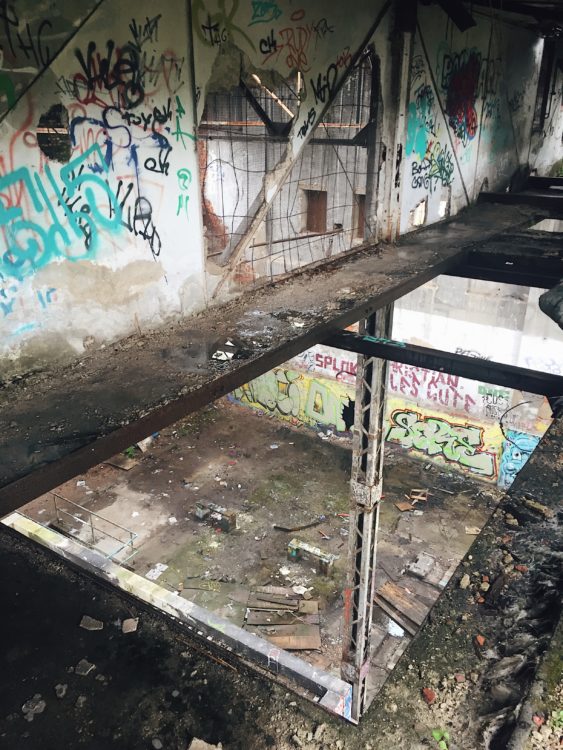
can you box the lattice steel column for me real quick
[341,304,393,721]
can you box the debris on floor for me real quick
[79,615,103,631]
[122,617,139,634]
[287,538,338,575]
[21,694,46,722]
[244,586,322,650]
[195,502,237,532]
[374,581,428,636]
[395,501,414,512]
[145,563,168,581]
[75,658,95,676]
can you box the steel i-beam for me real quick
[340,305,393,721]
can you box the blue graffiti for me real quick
[498,429,540,489]
[0,144,122,281]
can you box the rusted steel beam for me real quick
[322,331,563,397]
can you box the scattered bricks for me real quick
[476,596,485,604]
[514,564,528,573]
[481,575,489,583]
[532,713,545,727]
[287,538,338,576]
[454,673,466,683]
[422,687,436,705]
[474,634,486,647]
[459,574,471,589]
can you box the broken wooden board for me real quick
[266,633,322,650]
[377,581,428,626]
[373,596,417,636]
[395,501,414,512]
[246,610,320,626]
[250,623,322,650]
[298,600,319,615]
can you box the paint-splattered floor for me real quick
[22,398,503,694]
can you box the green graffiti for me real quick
[386,408,496,477]
[233,368,352,433]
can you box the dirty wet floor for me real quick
[23,398,502,691]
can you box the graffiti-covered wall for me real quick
[230,367,355,435]
[232,278,562,489]
[399,7,560,231]
[0,0,391,377]
[0,1,204,376]
[1,1,562,377]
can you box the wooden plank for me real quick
[373,596,417,636]
[266,634,321,650]
[256,593,299,607]
[378,581,428,626]
[255,585,296,597]
[252,623,322,651]
[246,595,296,611]
[266,634,322,650]
[246,611,320,626]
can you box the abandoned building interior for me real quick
[0,0,562,748]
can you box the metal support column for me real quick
[341,304,393,721]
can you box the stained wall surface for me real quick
[0,1,561,377]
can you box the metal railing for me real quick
[52,492,138,562]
